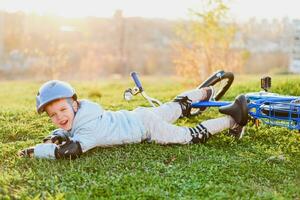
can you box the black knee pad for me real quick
[173,96,192,117]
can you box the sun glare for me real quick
[0,0,118,18]
[0,0,300,20]
[0,0,200,19]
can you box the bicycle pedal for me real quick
[255,119,260,128]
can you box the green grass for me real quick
[0,75,300,199]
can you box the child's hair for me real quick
[36,80,77,114]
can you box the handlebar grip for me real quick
[130,71,143,91]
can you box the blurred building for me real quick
[289,19,300,73]
[0,12,3,63]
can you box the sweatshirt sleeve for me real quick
[34,124,96,159]
[34,143,58,159]
[72,126,98,153]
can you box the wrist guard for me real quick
[55,139,83,159]
[43,135,68,144]
[18,147,35,158]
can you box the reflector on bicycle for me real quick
[261,76,271,92]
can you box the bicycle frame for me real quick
[124,71,300,131]
[192,92,300,130]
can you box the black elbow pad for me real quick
[55,140,83,159]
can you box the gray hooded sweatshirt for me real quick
[34,100,146,159]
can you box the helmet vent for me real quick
[50,82,56,87]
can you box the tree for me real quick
[173,0,248,82]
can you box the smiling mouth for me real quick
[60,120,68,126]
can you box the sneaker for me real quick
[228,123,245,139]
[199,86,215,111]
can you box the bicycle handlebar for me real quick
[130,71,143,92]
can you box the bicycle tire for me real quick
[190,70,234,116]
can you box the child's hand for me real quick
[18,147,35,158]
[43,135,68,145]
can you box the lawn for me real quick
[0,75,299,199]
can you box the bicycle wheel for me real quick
[190,70,234,116]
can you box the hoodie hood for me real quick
[71,100,104,133]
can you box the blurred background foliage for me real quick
[0,0,295,81]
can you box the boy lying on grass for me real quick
[19,80,248,159]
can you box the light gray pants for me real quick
[133,89,235,144]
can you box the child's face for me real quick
[45,98,78,131]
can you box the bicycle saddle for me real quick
[219,95,248,126]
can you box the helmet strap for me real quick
[66,98,77,114]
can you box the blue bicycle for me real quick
[124,71,300,131]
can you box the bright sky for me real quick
[0,0,299,21]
